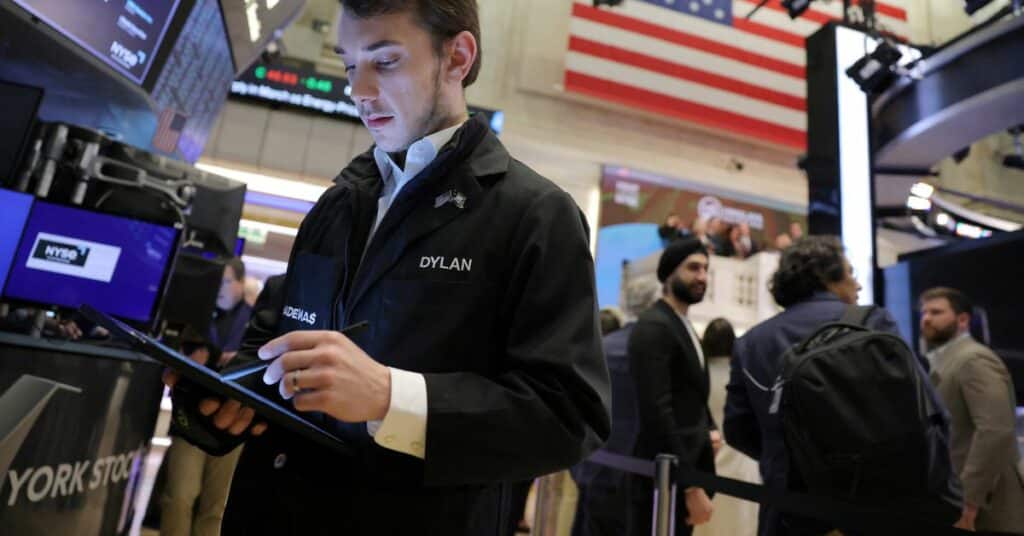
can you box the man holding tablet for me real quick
[164,1,611,534]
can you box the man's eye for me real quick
[377,58,398,68]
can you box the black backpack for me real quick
[771,305,962,527]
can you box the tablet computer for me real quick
[79,303,351,454]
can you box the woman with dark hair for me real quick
[722,236,901,536]
[696,317,760,536]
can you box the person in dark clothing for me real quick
[160,257,254,536]
[573,304,652,536]
[723,236,901,536]
[166,2,611,534]
[628,238,716,535]
[206,257,253,366]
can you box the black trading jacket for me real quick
[215,114,610,534]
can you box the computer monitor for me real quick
[159,251,223,339]
[0,80,43,185]
[2,200,180,328]
[186,171,246,257]
[0,189,35,290]
[219,0,305,74]
[9,0,183,86]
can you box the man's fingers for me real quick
[281,366,331,396]
[212,399,242,429]
[162,369,179,388]
[228,407,255,435]
[198,398,221,416]
[263,348,321,386]
[293,389,330,413]
[258,330,332,361]
[251,423,268,436]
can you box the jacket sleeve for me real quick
[421,189,611,485]
[957,350,1019,508]
[723,337,762,460]
[628,318,694,464]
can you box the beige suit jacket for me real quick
[930,335,1024,533]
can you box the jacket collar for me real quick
[334,113,508,191]
[341,113,508,313]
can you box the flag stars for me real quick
[715,7,726,18]
[690,1,700,12]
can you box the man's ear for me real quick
[444,30,477,85]
[958,312,971,331]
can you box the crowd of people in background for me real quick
[657,213,804,260]
[572,234,1023,536]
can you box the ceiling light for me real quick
[906,195,932,211]
[910,182,935,199]
[196,162,327,202]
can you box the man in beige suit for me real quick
[920,287,1024,534]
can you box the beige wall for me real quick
[202,0,808,234]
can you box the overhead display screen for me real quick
[149,0,236,162]
[220,0,305,73]
[11,0,182,85]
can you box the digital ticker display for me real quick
[11,0,182,85]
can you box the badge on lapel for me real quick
[434,190,467,209]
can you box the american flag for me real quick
[152,108,189,154]
[565,0,908,149]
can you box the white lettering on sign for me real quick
[418,256,473,272]
[5,448,141,506]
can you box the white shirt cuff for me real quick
[366,367,427,459]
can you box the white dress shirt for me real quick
[676,311,705,369]
[364,121,464,459]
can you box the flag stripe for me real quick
[566,52,805,128]
[572,2,806,78]
[576,0,808,65]
[565,0,907,148]
[732,17,805,48]
[570,17,805,96]
[565,70,806,148]
[569,36,806,111]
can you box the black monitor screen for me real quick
[219,0,305,73]
[0,80,43,183]
[148,0,235,162]
[10,0,182,85]
[2,200,180,326]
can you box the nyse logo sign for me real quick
[25,233,121,283]
[32,240,89,267]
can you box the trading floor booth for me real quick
[0,0,305,532]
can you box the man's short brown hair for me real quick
[920,287,972,316]
[339,0,482,87]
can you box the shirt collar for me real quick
[925,331,970,370]
[372,121,465,189]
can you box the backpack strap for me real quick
[839,304,877,327]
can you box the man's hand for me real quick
[160,347,266,437]
[684,487,714,526]
[954,502,978,532]
[57,320,83,340]
[259,330,392,422]
[710,430,723,456]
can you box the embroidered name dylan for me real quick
[419,256,472,272]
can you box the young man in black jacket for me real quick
[164,1,611,534]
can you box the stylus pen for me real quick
[220,320,371,382]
